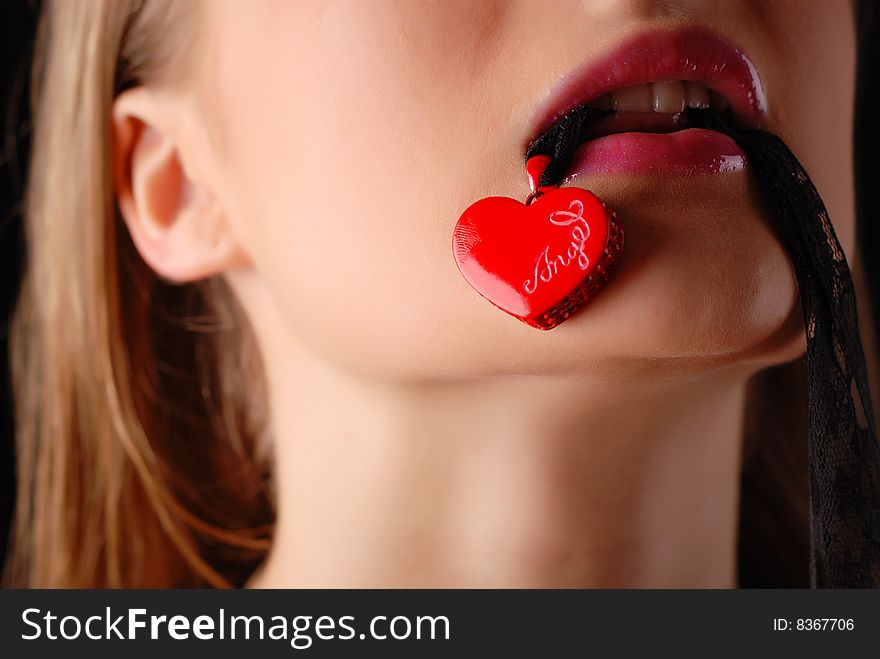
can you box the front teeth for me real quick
[651,81,686,112]
[592,81,723,113]
[611,84,653,112]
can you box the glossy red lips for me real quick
[453,187,623,330]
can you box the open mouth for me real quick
[581,80,728,140]
[566,82,745,179]
[526,26,766,180]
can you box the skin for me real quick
[111,0,856,586]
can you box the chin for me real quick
[350,262,804,383]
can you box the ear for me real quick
[111,87,249,282]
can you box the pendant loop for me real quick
[524,190,544,206]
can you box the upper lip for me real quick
[525,25,767,147]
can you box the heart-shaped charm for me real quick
[452,186,623,330]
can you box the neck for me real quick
[249,342,747,588]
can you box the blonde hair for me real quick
[7,0,273,587]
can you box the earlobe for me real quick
[111,87,249,282]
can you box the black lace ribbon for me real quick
[525,106,880,587]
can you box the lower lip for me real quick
[564,128,746,179]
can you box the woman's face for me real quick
[197,0,856,381]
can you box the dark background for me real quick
[0,2,878,573]
[0,0,38,571]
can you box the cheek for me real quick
[760,1,857,258]
[249,188,475,376]
[206,0,536,375]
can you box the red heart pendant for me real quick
[452,187,623,330]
